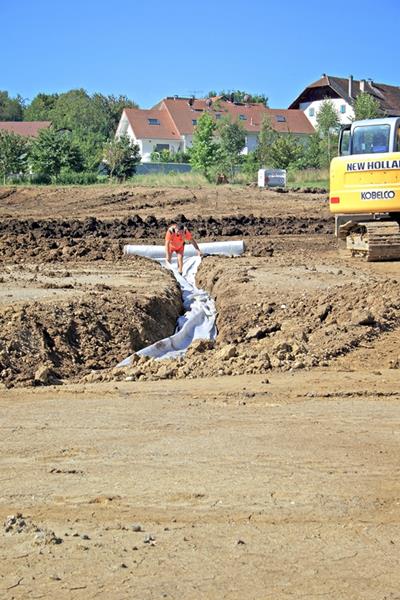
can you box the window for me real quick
[396,126,400,152]
[192,119,197,126]
[340,105,346,114]
[155,144,169,152]
[215,113,221,120]
[352,124,390,154]
[276,115,286,122]
[148,118,160,125]
[239,114,247,120]
[339,129,351,156]
[309,107,315,117]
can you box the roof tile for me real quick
[0,121,51,137]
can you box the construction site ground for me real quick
[1,185,399,599]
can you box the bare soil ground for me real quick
[1,185,400,599]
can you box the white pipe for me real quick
[123,240,245,259]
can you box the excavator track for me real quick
[338,220,400,261]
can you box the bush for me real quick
[5,171,109,185]
[30,129,84,176]
[53,170,102,185]
[6,173,52,185]
[150,149,191,163]
[241,152,259,180]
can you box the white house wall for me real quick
[182,134,193,150]
[246,133,258,153]
[300,98,354,127]
[115,114,131,137]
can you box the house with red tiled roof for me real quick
[116,97,314,162]
[289,75,400,127]
[0,121,51,137]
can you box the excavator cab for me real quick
[330,117,400,260]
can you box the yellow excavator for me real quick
[330,117,400,260]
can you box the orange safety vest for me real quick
[165,225,192,252]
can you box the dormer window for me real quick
[276,115,286,122]
[148,118,160,125]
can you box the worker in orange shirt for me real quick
[165,222,201,275]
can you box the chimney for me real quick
[360,79,366,92]
[348,75,353,98]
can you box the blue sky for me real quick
[2,0,399,109]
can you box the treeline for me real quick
[0,127,141,185]
[0,88,138,172]
[206,89,268,105]
[0,89,383,185]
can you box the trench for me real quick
[118,241,245,366]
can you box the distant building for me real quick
[0,121,52,137]
[116,97,314,162]
[289,75,400,127]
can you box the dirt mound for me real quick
[89,254,400,384]
[0,214,331,239]
[196,256,400,370]
[0,263,182,387]
[0,214,332,264]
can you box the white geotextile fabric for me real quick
[117,241,244,365]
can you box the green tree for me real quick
[269,134,302,169]
[217,117,246,178]
[99,94,138,137]
[190,112,221,180]
[103,135,140,179]
[0,91,24,121]
[44,89,138,170]
[316,99,340,166]
[207,89,268,105]
[316,99,340,136]
[0,131,29,183]
[49,89,137,138]
[256,115,278,167]
[242,151,259,179]
[295,133,322,169]
[30,129,83,177]
[353,92,382,120]
[50,89,104,135]
[24,93,59,121]
[75,131,107,172]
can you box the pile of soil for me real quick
[0,215,332,264]
[196,256,400,369]
[0,265,182,387]
[88,254,400,384]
